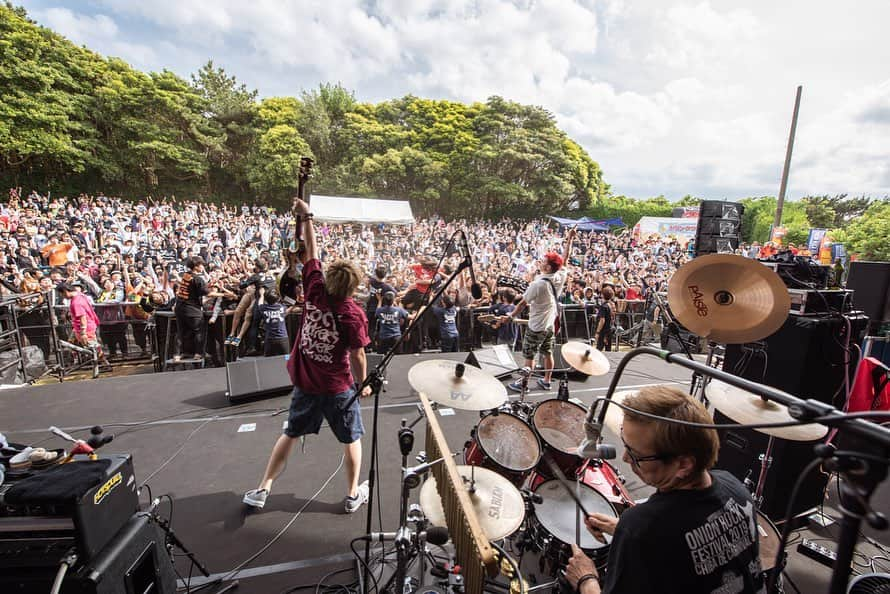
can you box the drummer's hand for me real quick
[586,513,618,543]
[565,544,599,590]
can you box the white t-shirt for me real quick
[522,268,567,332]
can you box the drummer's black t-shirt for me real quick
[603,470,764,594]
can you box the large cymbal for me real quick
[667,254,790,344]
[561,341,610,376]
[420,465,524,541]
[601,390,638,436]
[408,359,507,411]
[706,379,827,441]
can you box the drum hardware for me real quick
[689,341,723,405]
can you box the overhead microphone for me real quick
[460,230,483,299]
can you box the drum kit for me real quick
[407,340,627,590]
[398,254,811,591]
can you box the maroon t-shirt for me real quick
[287,259,370,395]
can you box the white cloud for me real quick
[17,0,890,199]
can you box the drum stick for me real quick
[541,453,592,518]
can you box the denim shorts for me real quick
[284,386,364,444]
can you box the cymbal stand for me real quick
[690,341,722,405]
[354,231,470,590]
[746,435,776,508]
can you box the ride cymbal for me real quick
[408,359,507,411]
[668,254,790,344]
[561,341,610,376]
[706,379,827,441]
[420,465,524,541]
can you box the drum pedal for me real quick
[797,539,836,568]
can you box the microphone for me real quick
[577,441,617,460]
[426,525,449,545]
[460,230,483,299]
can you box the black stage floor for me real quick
[1,349,887,593]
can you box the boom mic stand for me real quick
[353,231,472,592]
[586,346,890,594]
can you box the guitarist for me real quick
[505,227,576,392]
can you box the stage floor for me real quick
[1,349,886,593]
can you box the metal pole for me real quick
[774,85,803,229]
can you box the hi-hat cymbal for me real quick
[561,341,610,376]
[419,465,524,541]
[408,359,507,410]
[706,379,827,441]
[667,254,790,344]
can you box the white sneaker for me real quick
[344,481,369,514]
[243,488,268,509]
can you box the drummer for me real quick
[565,386,763,594]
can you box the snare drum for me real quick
[530,399,589,478]
[464,411,541,486]
[527,478,618,576]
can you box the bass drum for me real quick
[464,411,541,486]
[757,510,785,592]
[530,399,589,478]
[527,478,618,577]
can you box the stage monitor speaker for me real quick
[723,313,869,406]
[712,409,828,521]
[465,344,519,380]
[226,355,292,402]
[1,513,177,594]
[718,313,868,520]
[695,200,744,257]
[847,261,890,328]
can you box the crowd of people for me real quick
[0,188,697,368]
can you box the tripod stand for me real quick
[354,231,474,591]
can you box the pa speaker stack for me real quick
[694,200,744,257]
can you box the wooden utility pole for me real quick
[774,85,803,228]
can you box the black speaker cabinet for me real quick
[724,313,869,406]
[695,200,744,257]
[1,513,177,594]
[226,355,292,402]
[847,261,890,328]
[713,409,827,520]
[717,313,869,519]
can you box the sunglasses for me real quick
[620,429,674,467]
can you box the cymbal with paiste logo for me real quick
[667,254,790,344]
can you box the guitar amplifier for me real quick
[0,454,138,567]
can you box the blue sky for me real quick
[16,0,890,201]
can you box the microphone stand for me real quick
[355,246,473,592]
[587,346,890,594]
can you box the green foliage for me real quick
[580,195,673,228]
[844,200,890,261]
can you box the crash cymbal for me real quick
[408,359,507,411]
[419,465,524,541]
[601,390,638,436]
[667,254,790,344]
[706,379,827,441]
[561,341,610,376]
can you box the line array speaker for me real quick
[694,200,744,257]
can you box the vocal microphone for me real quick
[577,440,617,460]
[367,525,449,545]
[460,230,483,299]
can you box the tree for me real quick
[802,196,836,228]
[244,97,312,202]
[844,200,890,261]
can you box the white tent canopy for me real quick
[310,195,414,225]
